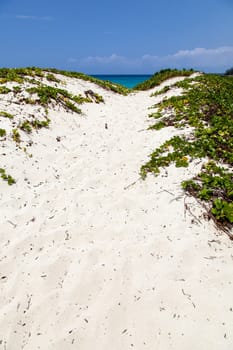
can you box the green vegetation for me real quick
[12,128,20,143]
[0,168,16,185]
[134,68,195,91]
[31,119,50,129]
[0,67,108,185]
[150,85,171,97]
[26,85,82,113]
[92,92,104,103]
[19,118,50,133]
[141,73,233,229]
[148,120,166,130]
[174,78,195,90]
[140,136,193,176]
[0,128,6,137]
[0,86,11,94]
[19,121,32,133]
[182,162,233,225]
[225,67,233,76]
[62,100,81,113]
[72,94,92,104]
[26,85,103,110]
[0,67,44,84]
[13,86,22,94]
[46,73,61,83]
[21,98,37,105]
[83,90,105,103]
[46,68,130,95]
[148,112,162,119]
[148,74,233,164]
[0,111,14,119]
[27,85,70,105]
[0,67,129,95]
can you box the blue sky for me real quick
[0,0,233,74]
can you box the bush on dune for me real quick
[134,68,195,91]
[45,68,130,95]
[225,67,233,76]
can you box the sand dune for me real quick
[0,73,233,349]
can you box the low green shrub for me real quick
[148,120,166,130]
[0,86,11,94]
[31,118,50,129]
[151,85,170,97]
[0,128,6,137]
[225,67,233,76]
[12,128,20,143]
[142,73,233,229]
[0,111,14,119]
[64,101,81,114]
[0,168,16,185]
[0,67,44,83]
[72,94,92,104]
[134,68,195,91]
[19,121,33,133]
[19,118,50,130]
[46,73,60,83]
[46,68,130,95]
[182,162,233,224]
[93,92,104,103]
[13,86,22,93]
[26,85,82,113]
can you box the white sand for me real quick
[0,73,233,349]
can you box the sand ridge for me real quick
[0,73,233,349]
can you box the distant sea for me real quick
[92,75,152,89]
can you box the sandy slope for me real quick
[0,74,233,350]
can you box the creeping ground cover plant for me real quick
[141,73,233,233]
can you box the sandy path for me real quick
[0,76,233,349]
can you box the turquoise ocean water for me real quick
[92,75,152,89]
